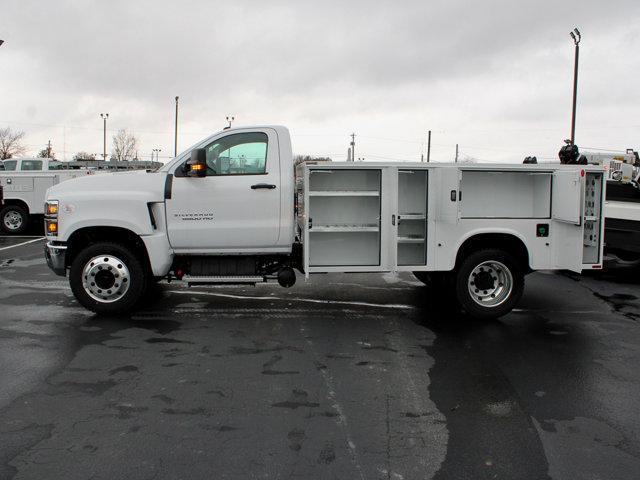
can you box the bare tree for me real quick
[38,141,54,159]
[0,127,27,160]
[111,129,139,161]
[73,151,97,161]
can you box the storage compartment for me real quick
[309,231,380,266]
[308,169,381,267]
[583,172,603,264]
[309,169,380,193]
[460,171,551,218]
[397,170,427,265]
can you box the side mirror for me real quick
[185,148,207,177]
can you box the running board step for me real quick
[182,275,266,285]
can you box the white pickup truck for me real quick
[43,125,605,319]
[0,158,95,234]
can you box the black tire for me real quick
[69,242,147,315]
[455,249,524,319]
[0,205,28,234]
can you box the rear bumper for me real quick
[44,241,67,277]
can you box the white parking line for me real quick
[0,237,45,251]
[0,235,44,238]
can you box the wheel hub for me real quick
[82,255,131,303]
[467,261,513,308]
[3,211,23,230]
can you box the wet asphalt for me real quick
[0,234,640,479]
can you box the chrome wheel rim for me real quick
[467,260,513,307]
[82,255,131,303]
[3,211,23,231]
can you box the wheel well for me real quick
[1,199,29,214]
[66,226,152,273]
[455,233,530,272]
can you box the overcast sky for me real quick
[1,0,639,163]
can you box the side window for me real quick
[48,162,62,170]
[21,160,43,171]
[3,160,17,171]
[204,132,268,176]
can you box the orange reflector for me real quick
[46,204,58,215]
[46,221,58,233]
[592,265,602,269]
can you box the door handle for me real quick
[251,183,276,189]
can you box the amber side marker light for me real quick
[191,164,205,171]
[46,204,58,215]
[46,221,58,234]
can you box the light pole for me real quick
[569,28,581,145]
[226,116,235,129]
[152,148,161,162]
[174,96,179,157]
[350,133,356,162]
[100,113,109,160]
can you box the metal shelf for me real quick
[311,224,379,232]
[309,190,380,197]
[399,214,426,220]
[397,235,425,243]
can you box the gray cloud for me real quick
[1,0,639,162]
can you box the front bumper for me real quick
[44,241,67,277]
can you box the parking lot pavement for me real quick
[1,239,640,479]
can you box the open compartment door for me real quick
[551,169,584,272]
[552,170,581,225]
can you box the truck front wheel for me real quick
[0,205,28,234]
[69,242,146,315]
[455,249,524,319]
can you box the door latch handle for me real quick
[392,214,396,226]
[251,183,276,189]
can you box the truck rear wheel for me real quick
[455,249,524,319]
[69,242,146,315]
[0,205,28,234]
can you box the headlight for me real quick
[45,200,59,236]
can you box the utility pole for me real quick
[569,28,581,145]
[427,130,431,162]
[455,144,459,163]
[152,148,161,162]
[100,113,109,160]
[45,140,52,158]
[174,96,179,157]
[350,133,356,162]
[226,116,235,129]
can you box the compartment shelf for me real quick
[311,224,379,233]
[397,235,425,243]
[309,190,380,197]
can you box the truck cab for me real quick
[1,158,63,171]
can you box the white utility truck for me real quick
[0,159,96,234]
[43,126,605,319]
